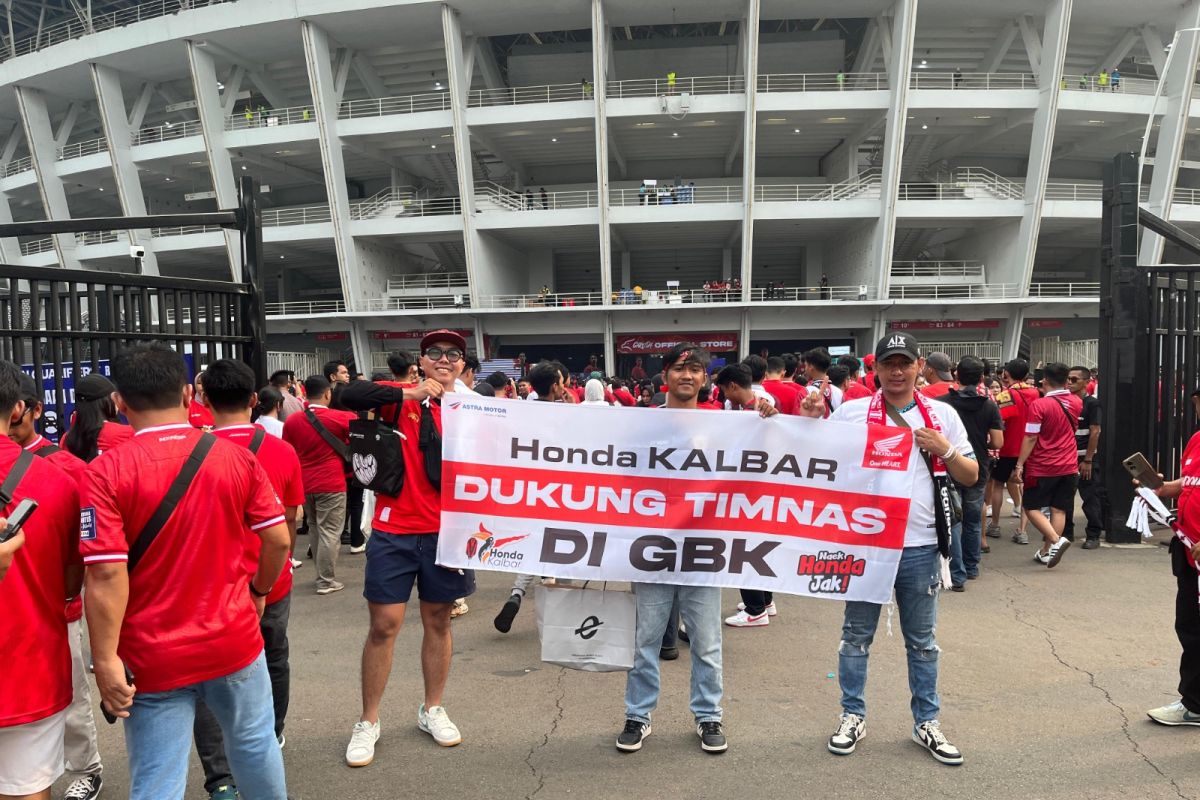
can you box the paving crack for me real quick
[994,567,1192,800]
[524,666,567,800]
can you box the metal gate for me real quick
[0,176,265,438]
[1101,153,1200,540]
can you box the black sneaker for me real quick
[659,646,679,660]
[1082,538,1100,550]
[828,713,865,755]
[697,720,728,753]
[616,719,650,752]
[63,774,102,800]
[912,720,963,765]
[493,594,521,633]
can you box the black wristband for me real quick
[249,582,272,598]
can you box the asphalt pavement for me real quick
[64,509,1200,800]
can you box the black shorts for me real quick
[363,531,476,605]
[991,456,1018,483]
[1022,473,1078,512]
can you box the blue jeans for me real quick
[838,545,941,725]
[124,651,286,800]
[625,583,722,724]
[950,479,987,585]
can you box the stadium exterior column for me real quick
[1139,0,1200,265]
[591,0,614,316]
[1003,308,1025,361]
[349,320,372,379]
[441,5,482,308]
[91,63,160,275]
[738,0,761,302]
[871,0,918,300]
[473,319,486,360]
[739,308,751,361]
[603,312,615,376]
[301,21,369,311]
[1013,0,1073,290]
[185,39,243,280]
[14,87,80,270]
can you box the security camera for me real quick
[130,245,146,259]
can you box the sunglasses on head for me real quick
[423,347,463,363]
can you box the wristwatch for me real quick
[249,582,272,598]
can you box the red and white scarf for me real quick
[866,389,947,475]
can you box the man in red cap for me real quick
[338,330,474,768]
[859,353,877,391]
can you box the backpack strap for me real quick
[248,427,267,454]
[31,444,60,458]
[127,433,216,573]
[0,450,34,509]
[304,407,348,461]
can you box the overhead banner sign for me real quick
[616,332,738,355]
[436,400,917,604]
[891,320,1000,330]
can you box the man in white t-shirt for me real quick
[715,364,775,411]
[800,332,977,767]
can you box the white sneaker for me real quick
[316,581,345,595]
[1046,537,1071,568]
[724,609,769,627]
[290,558,303,569]
[349,544,366,554]
[737,601,777,616]
[346,720,380,767]
[1148,700,1200,726]
[418,704,462,746]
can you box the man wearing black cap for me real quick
[800,331,977,766]
[338,329,474,768]
[617,342,777,757]
[920,352,956,399]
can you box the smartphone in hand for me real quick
[0,498,37,544]
[1123,452,1164,489]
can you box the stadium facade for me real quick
[0,0,1196,374]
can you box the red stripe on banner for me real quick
[443,461,910,550]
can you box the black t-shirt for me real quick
[938,386,1003,464]
[1075,394,1101,458]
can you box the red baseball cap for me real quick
[862,353,875,368]
[419,328,467,353]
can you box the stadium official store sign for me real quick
[615,332,738,354]
[437,400,918,604]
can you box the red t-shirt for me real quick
[1024,390,1084,478]
[371,382,443,534]
[189,400,214,429]
[920,381,956,399]
[761,379,801,415]
[0,438,81,727]
[80,423,285,693]
[62,420,134,461]
[26,436,88,622]
[996,384,1040,458]
[214,424,304,606]
[613,387,636,407]
[843,380,873,401]
[281,404,354,494]
[1177,432,1200,540]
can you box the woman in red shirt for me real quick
[62,373,132,462]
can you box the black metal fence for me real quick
[1142,267,1200,477]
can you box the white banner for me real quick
[436,399,919,604]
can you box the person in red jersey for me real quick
[193,359,304,799]
[80,344,290,800]
[9,375,101,799]
[337,330,473,767]
[62,373,132,462]
[919,352,958,399]
[839,355,874,401]
[988,358,1040,545]
[282,374,354,595]
[0,359,83,800]
[859,353,877,391]
[1014,362,1081,569]
[761,356,801,414]
[188,372,215,429]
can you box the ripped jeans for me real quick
[838,544,941,725]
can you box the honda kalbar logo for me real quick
[862,425,913,471]
[575,615,604,639]
[465,523,529,568]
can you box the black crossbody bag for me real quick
[885,405,961,559]
[127,433,216,572]
[348,404,407,498]
[304,407,349,462]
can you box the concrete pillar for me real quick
[603,312,615,377]
[302,21,375,310]
[14,87,79,269]
[1003,309,1025,361]
[91,64,160,275]
[1013,0,1073,287]
[739,308,752,360]
[348,318,372,378]
[592,0,615,307]
[186,40,241,279]
[442,5,482,306]
[0,193,24,265]
[871,0,918,299]
[738,0,761,302]
[1140,0,1200,265]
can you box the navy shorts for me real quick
[363,531,476,605]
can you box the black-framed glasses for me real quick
[1067,376,1083,382]
[424,347,463,363]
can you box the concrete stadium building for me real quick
[0,0,1196,374]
